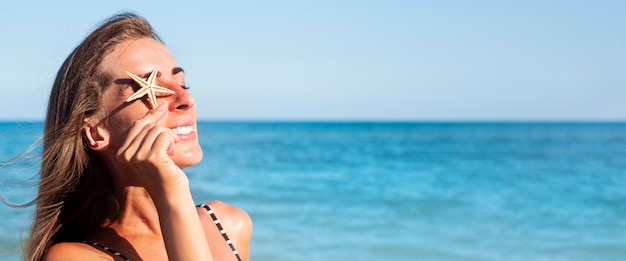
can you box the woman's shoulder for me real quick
[43,242,113,261]
[197,200,252,230]
[197,200,253,260]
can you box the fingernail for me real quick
[156,102,168,111]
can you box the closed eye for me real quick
[180,85,190,90]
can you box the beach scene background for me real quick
[1,1,626,260]
[2,121,625,260]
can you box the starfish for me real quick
[125,68,176,109]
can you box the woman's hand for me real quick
[116,102,189,196]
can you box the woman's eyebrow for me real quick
[138,71,152,79]
[173,67,184,75]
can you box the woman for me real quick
[27,13,252,261]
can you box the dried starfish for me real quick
[125,68,176,109]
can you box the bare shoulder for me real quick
[44,242,112,261]
[197,200,253,260]
[197,200,253,230]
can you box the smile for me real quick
[172,125,194,135]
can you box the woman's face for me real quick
[98,37,202,169]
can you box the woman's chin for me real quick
[173,148,203,169]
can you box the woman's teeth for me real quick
[172,125,193,135]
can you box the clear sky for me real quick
[1,1,624,121]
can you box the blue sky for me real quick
[1,1,624,121]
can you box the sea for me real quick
[1,121,625,261]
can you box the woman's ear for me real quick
[83,118,110,151]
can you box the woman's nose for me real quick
[166,84,195,111]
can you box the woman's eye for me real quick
[180,85,190,90]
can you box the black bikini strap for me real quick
[197,203,243,261]
[81,240,131,261]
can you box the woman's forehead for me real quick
[102,37,176,73]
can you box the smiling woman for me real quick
[12,12,251,261]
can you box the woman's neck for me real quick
[111,185,163,237]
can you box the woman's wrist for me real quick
[150,181,193,210]
[143,168,191,202]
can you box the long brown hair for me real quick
[26,13,160,261]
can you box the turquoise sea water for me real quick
[1,121,626,260]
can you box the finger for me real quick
[136,125,176,160]
[117,123,155,163]
[167,142,176,156]
[119,102,169,153]
[146,126,178,156]
[150,131,177,157]
[127,101,168,136]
